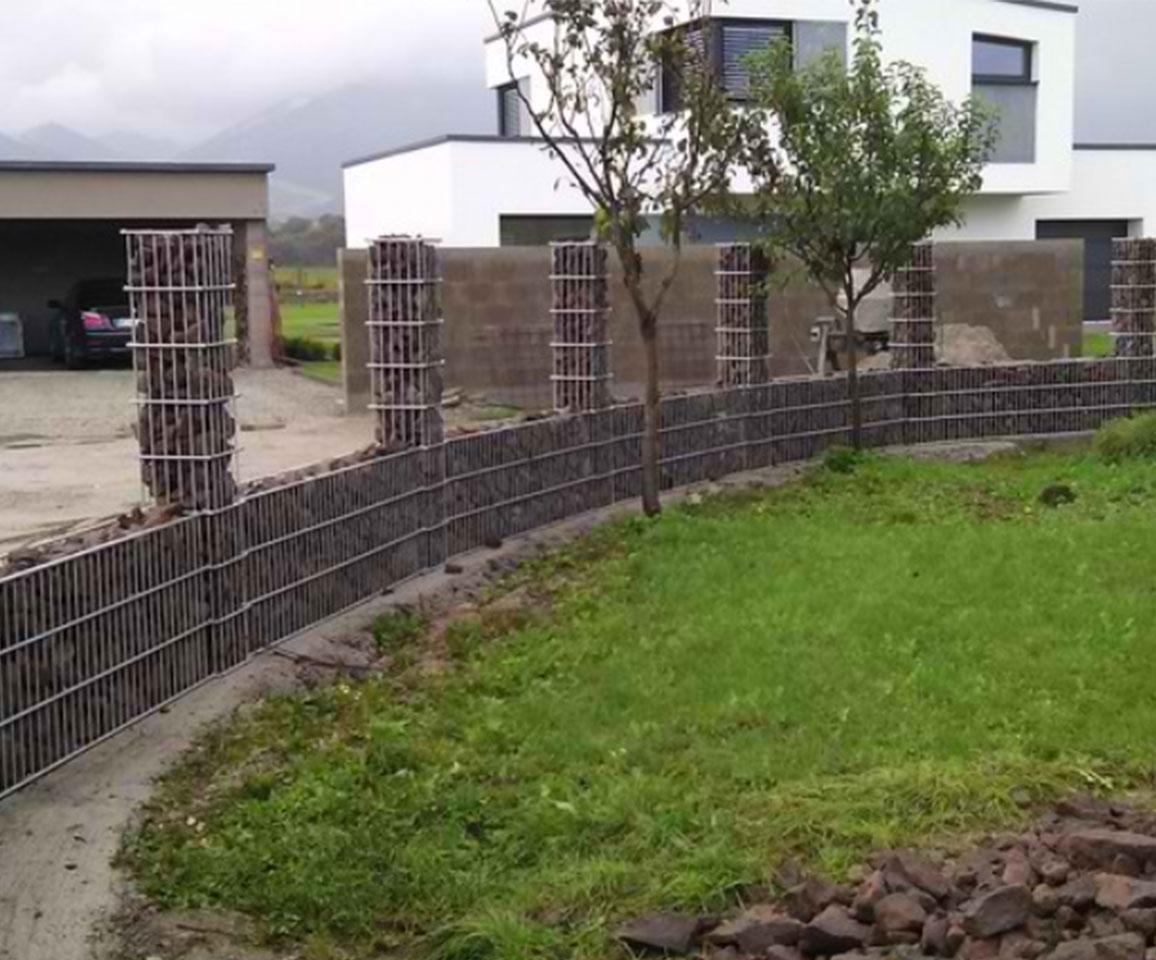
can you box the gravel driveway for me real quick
[0,366,374,552]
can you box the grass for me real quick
[124,450,1156,960]
[281,302,340,345]
[1084,330,1113,358]
[296,360,342,384]
[275,265,339,294]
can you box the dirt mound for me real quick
[938,324,1012,366]
[619,797,1156,960]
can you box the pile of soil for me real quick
[618,798,1156,960]
[937,325,1012,366]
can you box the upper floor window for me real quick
[498,81,523,137]
[972,35,1033,84]
[661,18,792,112]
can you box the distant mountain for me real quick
[19,123,119,161]
[179,80,494,219]
[0,78,495,219]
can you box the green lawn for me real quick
[281,302,340,345]
[275,265,339,295]
[125,450,1156,960]
[297,359,341,384]
[1084,330,1113,358]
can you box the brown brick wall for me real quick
[344,240,1084,411]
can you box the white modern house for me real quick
[343,0,1156,318]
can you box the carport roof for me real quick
[0,160,274,174]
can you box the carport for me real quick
[0,160,275,365]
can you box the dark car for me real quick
[49,278,134,368]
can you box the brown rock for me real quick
[1048,933,1145,960]
[786,879,848,923]
[962,937,1002,960]
[1035,885,1061,917]
[1087,916,1127,940]
[706,906,805,953]
[766,947,804,960]
[876,893,929,936]
[1043,862,1073,888]
[1001,931,1047,960]
[1060,877,1098,911]
[1113,856,1142,879]
[965,887,1034,939]
[886,852,953,901]
[1066,833,1156,871]
[1094,875,1156,912]
[800,906,872,957]
[852,871,890,922]
[1056,907,1083,931]
[946,926,968,956]
[1005,851,1040,889]
[1120,909,1156,939]
[924,916,951,956]
[616,913,705,955]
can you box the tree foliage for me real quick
[743,0,996,445]
[489,0,765,514]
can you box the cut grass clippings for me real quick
[124,450,1156,960]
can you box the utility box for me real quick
[0,312,23,359]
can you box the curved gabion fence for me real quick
[2,355,1152,798]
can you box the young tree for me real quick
[489,0,764,515]
[743,0,996,448]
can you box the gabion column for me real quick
[890,242,937,370]
[550,241,612,412]
[367,237,445,450]
[125,227,237,511]
[1112,238,1156,358]
[715,243,771,387]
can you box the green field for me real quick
[281,302,341,382]
[125,448,1156,960]
[275,265,339,294]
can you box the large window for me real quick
[972,35,1033,84]
[972,34,1037,164]
[661,18,791,112]
[498,82,523,138]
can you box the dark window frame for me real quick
[972,34,1035,86]
[497,81,522,137]
[660,17,793,113]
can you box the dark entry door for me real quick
[1036,220,1130,321]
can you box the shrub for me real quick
[370,608,426,653]
[1094,413,1156,464]
[823,446,866,475]
[282,335,331,363]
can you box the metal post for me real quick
[550,241,612,412]
[125,226,238,512]
[1112,238,1156,359]
[890,241,936,371]
[715,243,771,387]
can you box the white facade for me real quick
[344,0,1156,251]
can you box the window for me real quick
[498,82,522,137]
[660,18,791,112]
[972,35,1033,84]
[972,34,1037,164]
[720,20,791,101]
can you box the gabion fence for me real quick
[1112,238,1156,359]
[5,233,1156,800]
[716,243,771,387]
[890,242,936,371]
[126,227,238,511]
[550,241,612,412]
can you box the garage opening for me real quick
[1036,219,1130,322]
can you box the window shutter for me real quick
[721,22,788,99]
[499,83,521,137]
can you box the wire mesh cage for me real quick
[715,243,771,387]
[890,241,936,370]
[367,237,445,449]
[550,241,612,412]
[125,227,237,512]
[1112,238,1156,359]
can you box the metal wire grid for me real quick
[550,242,613,413]
[716,244,771,387]
[891,242,936,370]
[367,237,445,451]
[125,227,238,512]
[2,357,1150,799]
[1112,239,1156,359]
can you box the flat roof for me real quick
[1075,143,1156,152]
[0,160,275,175]
[344,134,607,170]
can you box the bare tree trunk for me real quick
[640,313,662,516]
[846,302,863,450]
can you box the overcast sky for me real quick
[0,0,1150,145]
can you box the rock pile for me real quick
[617,799,1156,960]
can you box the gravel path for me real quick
[0,367,373,551]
